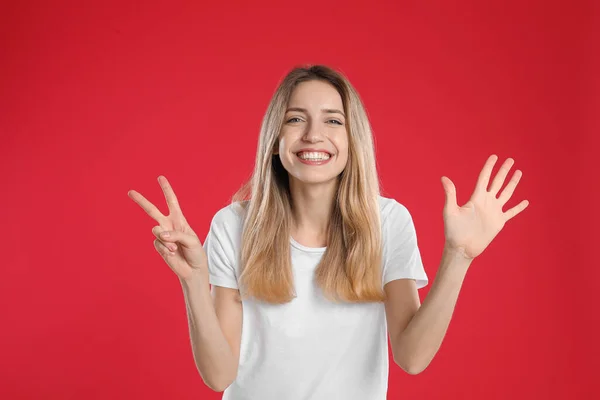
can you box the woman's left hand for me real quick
[441,154,530,260]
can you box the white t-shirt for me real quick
[204,195,429,400]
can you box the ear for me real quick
[272,142,279,155]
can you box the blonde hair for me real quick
[232,65,384,304]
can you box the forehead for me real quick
[288,80,343,108]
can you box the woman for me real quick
[128,65,529,399]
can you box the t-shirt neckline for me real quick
[289,236,327,253]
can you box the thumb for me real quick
[441,176,457,210]
[159,230,200,248]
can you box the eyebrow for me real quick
[285,107,345,118]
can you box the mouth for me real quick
[295,150,333,165]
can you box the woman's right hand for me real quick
[128,175,208,282]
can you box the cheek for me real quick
[278,136,292,156]
[338,149,349,167]
[278,130,299,152]
[333,135,349,160]
[276,137,295,169]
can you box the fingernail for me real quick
[160,232,170,238]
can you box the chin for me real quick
[291,171,343,186]
[282,158,347,186]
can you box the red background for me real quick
[1,1,597,399]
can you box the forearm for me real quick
[394,244,472,374]
[180,274,237,391]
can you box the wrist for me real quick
[443,242,474,260]
[442,243,473,271]
[179,270,209,291]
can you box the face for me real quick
[275,80,349,186]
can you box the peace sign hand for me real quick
[128,176,208,282]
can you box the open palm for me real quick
[442,155,530,260]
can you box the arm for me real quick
[386,154,528,375]
[385,244,471,375]
[180,273,242,392]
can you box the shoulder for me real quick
[204,201,247,283]
[208,200,247,238]
[211,200,246,224]
[378,195,413,226]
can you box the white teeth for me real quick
[298,151,331,160]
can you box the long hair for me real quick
[232,65,384,304]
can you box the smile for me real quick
[295,150,333,165]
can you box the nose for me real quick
[302,122,324,143]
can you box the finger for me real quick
[128,190,168,224]
[473,154,498,196]
[504,199,529,221]
[158,176,183,217]
[488,158,515,196]
[154,238,177,257]
[152,226,178,252]
[442,176,458,211]
[157,229,200,249]
[498,170,523,205]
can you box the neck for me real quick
[288,177,338,247]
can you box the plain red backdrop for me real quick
[1,0,597,399]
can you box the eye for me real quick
[327,119,343,125]
[286,117,303,123]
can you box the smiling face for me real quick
[275,80,349,186]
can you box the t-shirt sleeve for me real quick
[203,208,239,289]
[382,200,429,289]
